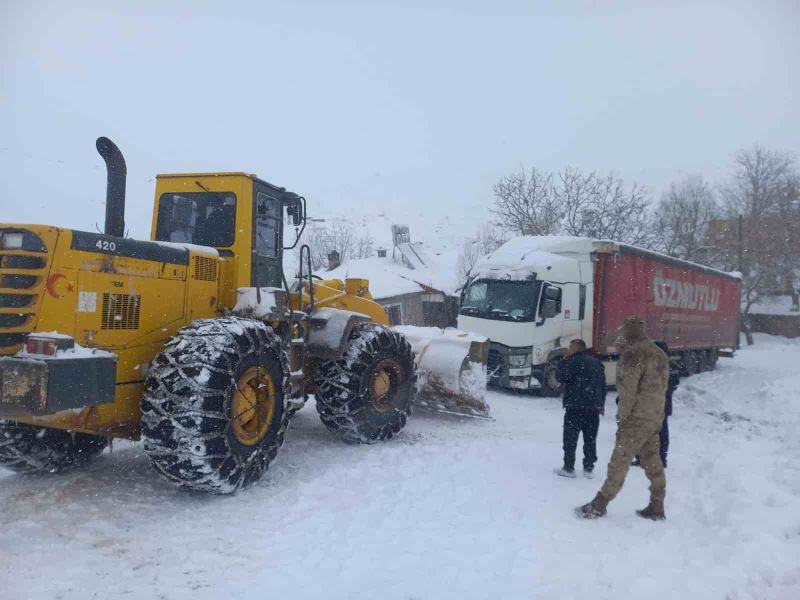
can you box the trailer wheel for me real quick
[142,317,290,494]
[707,349,719,371]
[0,421,106,474]
[682,351,699,377]
[696,350,710,373]
[314,323,415,444]
[540,362,563,397]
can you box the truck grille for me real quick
[487,348,502,377]
[0,230,51,355]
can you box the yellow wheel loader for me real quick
[0,138,488,493]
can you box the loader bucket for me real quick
[393,326,491,419]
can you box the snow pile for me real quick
[233,287,285,319]
[394,326,489,416]
[393,324,487,344]
[1,334,799,599]
[472,235,741,282]
[395,326,488,397]
[153,240,219,257]
[472,236,586,280]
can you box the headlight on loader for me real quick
[1,232,24,249]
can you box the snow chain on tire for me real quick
[0,420,107,474]
[142,317,290,494]
[314,323,416,444]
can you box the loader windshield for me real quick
[155,192,237,247]
[460,279,541,322]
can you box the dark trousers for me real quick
[563,407,600,471]
[660,416,669,467]
[636,416,669,467]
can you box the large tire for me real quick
[314,323,415,444]
[0,420,106,474]
[696,350,710,373]
[682,350,699,377]
[142,317,290,494]
[707,349,719,371]
[540,362,563,397]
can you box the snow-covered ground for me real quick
[1,334,799,600]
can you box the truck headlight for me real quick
[1,232,23,249]
[508,354,531,367]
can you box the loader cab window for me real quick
[155,192,237,247]
[251,184,283,288]
[255,192,281,258]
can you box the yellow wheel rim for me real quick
[369,358,403,413]
[231,366,276,446]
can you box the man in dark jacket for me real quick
[555,339,607,479]
[654,341,679,468]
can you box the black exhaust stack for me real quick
[96,136,127,238]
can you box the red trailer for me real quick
[593,242,741,373]
[458,236,741,394]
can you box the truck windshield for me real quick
[155,192,237,247]
[460,279,541,322]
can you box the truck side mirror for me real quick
[538,285,562,320]
[541,298,558,319]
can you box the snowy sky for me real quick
[1,0,798,239]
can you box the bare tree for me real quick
[724,146,794,220]
[352,230,375,260]
[652,175,721,263]
[491,165,652,246]
[490,167,561,235]
[556,168,652,246]
[457,224,508,284]
[714,146,800,343]
[304,219,376,271]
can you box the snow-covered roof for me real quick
[319,255,458,300]
[472,236,591,281]
[486,235,596,259]
[750,295,800,316]
[474,235,741,281]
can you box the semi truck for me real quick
[457,236,741,395]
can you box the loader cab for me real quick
[150,173,304,292]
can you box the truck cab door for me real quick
[535,283,565,359]
[252,183,283,288]
[560,283,582,341]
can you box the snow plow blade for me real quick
[393,326,491,419]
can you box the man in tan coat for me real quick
[577,316,670,520]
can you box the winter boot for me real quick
[636,498,666,521]
[575,492,609,519]
[554,467,577,478]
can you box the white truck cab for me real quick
[457,236,596,396]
